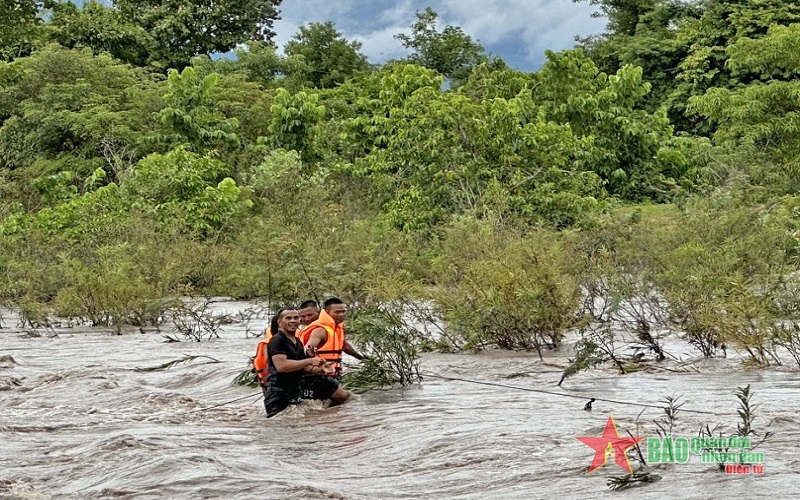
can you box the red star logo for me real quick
[577,415,643,473]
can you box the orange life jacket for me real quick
[253,338,270,387]
[263,326,273,340]
[298,309,345,374]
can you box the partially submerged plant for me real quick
[734,384,773,448]
[559,337,605,386]
[607,472,660,491]
[697,384,773,470]
[232,359,259,388]
[342,302,422,393]
[696,423,729,471]
[654,395,684,439]
[233,304,269,338]
[168,298,227,342]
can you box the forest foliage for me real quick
[3,1,800,382]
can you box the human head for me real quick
[274,306,300,335]
[323,297,346,325]
[299,300,320,325]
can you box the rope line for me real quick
[422,372,722,415]
[189,374,729,417]
[188,392,262,413]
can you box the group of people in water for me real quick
[253,298,364,417]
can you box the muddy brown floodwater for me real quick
[1,300,798,499]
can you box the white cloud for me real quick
[438,0,606,66]
[377,0,417,25]
[351,25,412,62]
[273,0,608,70]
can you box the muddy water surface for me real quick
[1,301,798,499]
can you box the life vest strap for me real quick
[316,349,343,355]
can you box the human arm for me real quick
[272,354,324,373]
[343,339,364,360]
[304,327,328,356]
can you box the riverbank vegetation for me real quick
[3,1,800,386]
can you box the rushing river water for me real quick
[1,300,798,499]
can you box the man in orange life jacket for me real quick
[259,306,349,417]
[300,297,364,377]
[298,299,321,329]
[298,297,361,402]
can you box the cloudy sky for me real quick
[273,0,608,71]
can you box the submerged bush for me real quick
[342,302,422,393]
[428,217,580,355]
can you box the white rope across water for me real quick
[422,372,729,416]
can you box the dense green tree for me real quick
[115,0,283,70]
[338,63,606,229]
[726,23,800,79]
[582,0,660,36]
[458,60,535,101]
[579,0,800,132]
[0,0,54,61]
[284,21,369,89]
[154,67,239,152]
[0,45,161,208]
[268,88,325,158]
[48,1,151,67]
[689,23,800,193]
[342,64,444,156]
[579,0,701,114]
[673,0,800,129]
[122,146,249,237]
[226,41,310,90]
[395,7,487,86]
[534,49,685,200]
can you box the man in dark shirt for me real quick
[264,307,346,417]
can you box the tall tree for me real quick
[689,24,800,193]
[578,0,800,133]
[114,0,283,70]
[582,0,659,36]
[0,45,160,208]
[395,7,487,86]
[284,21,369,89]
[48,1,152,67]
[0,0,53,61]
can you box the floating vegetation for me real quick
[134,354,221,372]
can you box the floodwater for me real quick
[1,300,798,499]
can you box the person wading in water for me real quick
[300,297,364,381]
[262,307,350,417]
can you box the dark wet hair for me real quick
[323,297,344,309]
[271,306,298,333]
[269,314,279,334]
[299,300,319,310]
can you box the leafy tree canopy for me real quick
[284,21,369,89]
[395,7,487,87]
[115,0,283,70]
